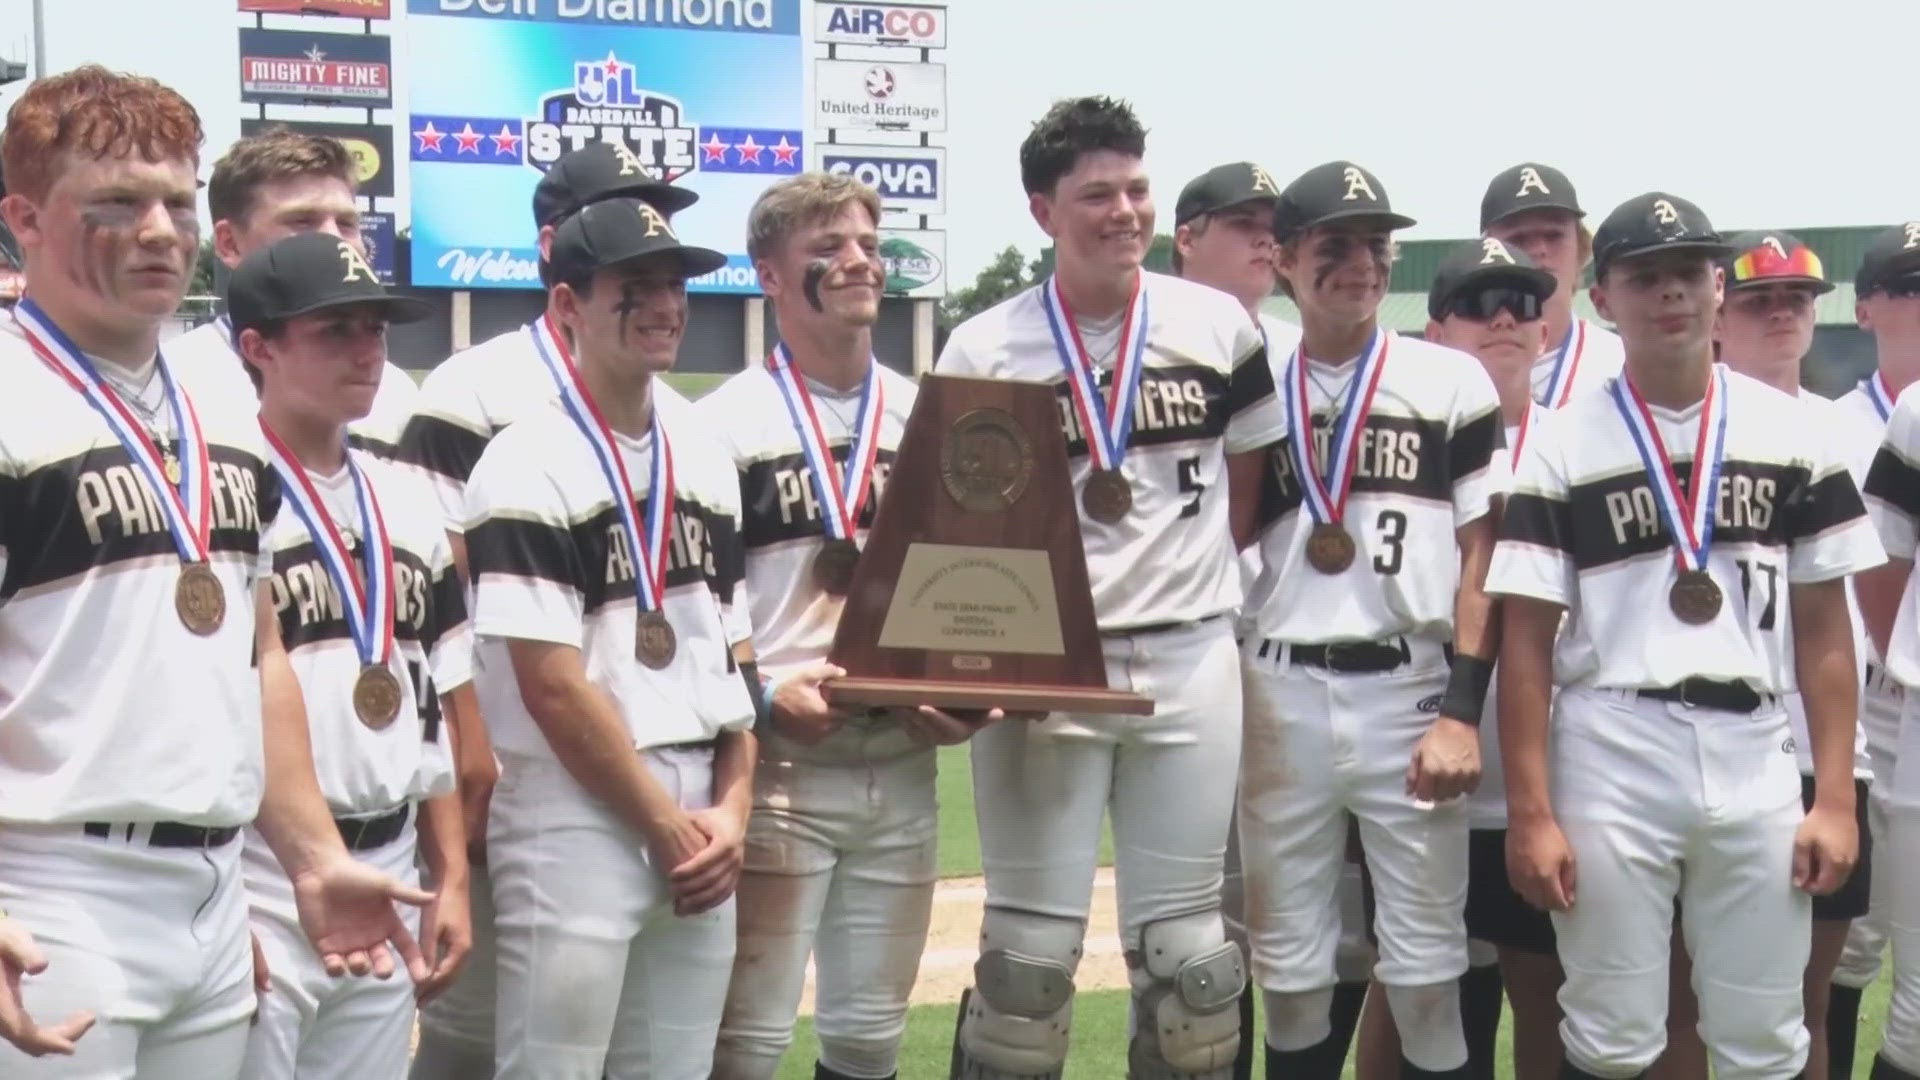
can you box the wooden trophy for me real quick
[825,374,1154,715]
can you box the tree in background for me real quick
[941,235,1173,331]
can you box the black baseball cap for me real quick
[1480,163,1583,231]
[1590,192,1732,279]
[1720,230,1833,295]
[531,142,699,228]
[1272,161,1415,243]
[1174,162,1284,226]
[226,233,428,340]
[548,196,729,284]
[1856,223,1920,296]
[1427,238,1558,320]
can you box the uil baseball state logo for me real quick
[524,52,697,180]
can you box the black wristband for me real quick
[1438,653,1495,726]
[738,660,771,732]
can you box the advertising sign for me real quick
[404,0,805,291]
[813,3,946,47]
[241,118,394,197]
[814,59,945,132]
[240,0,392,17]
[878,228,944,297]
[239,28,392,107]
[819,143,943,214]
[360,211,397,284]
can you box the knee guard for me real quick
[1127,910,1247,1077]
[953,908,1084,1079]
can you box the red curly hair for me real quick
[2,65,203,202]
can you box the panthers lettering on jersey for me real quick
[0,319,282,826]
[1243,334,1503,644]
[465,397,752,754]
[935,271,1286,631]
[264,453,471,814]
[1490,369,1882,693]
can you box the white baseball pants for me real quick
[408,860,497,1080]
[237,817,420,1080]
[1870,690,1920,1073]
[0,824,254,1079]
[713,741,938,1080]
[1548,686,1808,1080]
[1836,674,1901,988]
[489,744,736,1080]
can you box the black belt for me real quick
[1104,613,1223,638]
[1257,637,1444,674]
[1636,678,1768,714]
[335,803,411,853]
[83,821,240,849]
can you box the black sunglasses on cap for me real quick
[1442,287,1543,323]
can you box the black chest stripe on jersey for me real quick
[347,432,398,461]
[1224,344,1276,422]
[269,541,440,651]
[1051,364,1229,454]
[1449,408,1504,490]
[1864,446,1920,523]
[1253,413,1459,527]
[0,443,281,598]
[397,413,492,488]
[467,498,744,613]
[1505,460,1858,571]
[739,448,897,549]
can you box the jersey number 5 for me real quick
[1177,455,1205,518]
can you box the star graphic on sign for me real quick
[770,136,799,167]
[304,44,327,63]
[489,124,521,157]
[413,121,445,154]
[735,133,763,165]
[700,131,730,164]
[453,123,484,154]
[601,52,624,79]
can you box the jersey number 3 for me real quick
[1373,510,1408,576]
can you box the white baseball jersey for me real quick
[1529,319,1624,408]
[464,393,752,754]
[1862,388,1920,690]
[399,322,690,532]
[0,317,280,826]
[1235,314,1304,623]
[935,271,1287,631]
[1470,411,1546,829]
[699,361,914,683]
[1489,368,1883,693]
[262,451,472,814]
[168,317,419,459]
[1243,333,1504,643]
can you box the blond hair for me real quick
[746,172,882,262]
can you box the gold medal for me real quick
[1305,523,1356,575]
[635,609,678,670]
[352,664,404,730]
[812,539,860,596]
[162,451,182,487]
[1081,469,1132,524]
[1669,570,1723,625]
[175,562,226,635]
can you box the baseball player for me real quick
[1418,237,1559,1080]
[1493,193,1880,1080]
[1171,161,1376,1080]
[227,232,475,1078]
[0,65,432,1078]
[938,96,1286,1079]
[463,194,756,1080]
[1835,222,1920,1077]
[705,172,987,1080]
[1479,164,1625,409]
[396,141,693,1080]
[168,126,419,459]
[1239,162,1502,1080]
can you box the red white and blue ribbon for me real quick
[261,424,395,669]
[527,315,675,614]
[1283,330,1391,528]
[14,298,213,563]
[1537,319,1586,408]
[1511,400,1539,467]
[766,344,884,542]
[1868,372,1896,423]
[1610,365,1730,575]
[1038,275,1148,472]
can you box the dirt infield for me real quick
[795,869,1127,1014]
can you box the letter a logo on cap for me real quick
[1652,199,1679,225]
[1515,166,1551,197]
[637,202,676,239]
[1763,235,1787,260]
[1904,222,1920,250]
[1341,166,1378,203]
[611,142,649,178]
[1250,165,1280,196]
[1480,238,1515,265]
[339,240,380,285]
